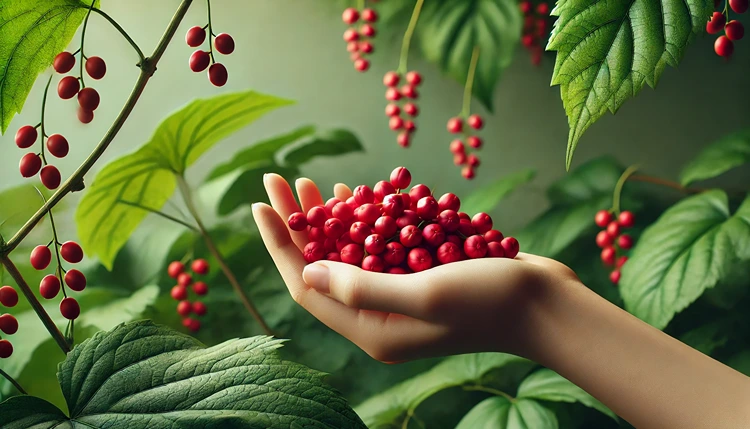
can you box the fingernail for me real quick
[263,173,269,184]
[302,263,330,293]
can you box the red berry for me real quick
[437,193,460,212]
[467,136,482,149]
[308,226,326,243]
[389,116,404,130]
[64,269,86,292]
[78,87,100,111]
[385,103,400,117]
[449,139,465,154]
[409,184,431,206]
[193,301,207,316]
[374,180,396,201]
[403,102,418,116]
[423,223,446,247]
[594,210,612,227]
[287,212,308,231]
[209,63,228,86]
[326,252,342,262]
[601,246,616,265]
[385,87,402,101]
[467,114,483,130]
[15,125,37,149]
[606,221,620,238]
[407,248,432,272]
[349,222,372,244]
[481,241,501,258]
[400,225,423,247]
[40,275,61,299]
[340,243,364,265]
[467,154,480,167]
[361,8,378,22]
[609,270,621,285]
[471,212,493,234]
[177,300,193,316]
[0,314,18,335]
[214,33,235,55]
[324,218,346,238]
[184,318,201,332]
[522,34,536,48]
[383,71,400,87]
[325,198,341,216]
[730,0,748,13]
[171,285,188,300]
[361,255,385,272]
[438,209,460,232]
[359,41,374,54]
[40,165,61,190]
[458,219,475,236]
[536,2,549,15]
[618,234,633,249]
[177,272,193,287]
[401,85,417,99]
[616,256,628,268]
[53,52,75,73]
[307,206,328,227]
[168,261,184,278]
[186,26,206,47]
[596,230,612,248]
[46,134,69,158]
[404,120,416,133]
[343,28,360,42]
[374,215,398,237]
[435,242,460,264]
[396,132,409,147]
[454,154,467,165]
[361,24,376,37]
[30,245,52,270]
[484,229,504,243]
[78,107,94,124]
[447,117,463,133]
[60,241,83,263]
[333,202,355,221]
[192,281,208,295]
[464,235,488,259]
[446,234,462,247]
[354,185,375,205]
[500,236,520,259]
[85,56,106,79]
[0,286,18,308]
[189,50,211,73]
[725,20,744,40]
[0,340,13,358]
[382,194,405,218]
[462,166,476,180]
[303,242,326,263]
[520,1,532,14]
[347,41,359,53]
[458,212,471,221]
[390,167,412,189]
[416,196,439,220]
[706,12,727,34]
[342,7,360,24]
[354,58,370,72]
[715,35,734,57]
[364,234,386,254]
[406,71,422,86]
[58,76,80,99]
[396,210,420,229]
[191,259,209,275]
[380,243,404,267]
[324,238,337,253]
[398,193,412,210]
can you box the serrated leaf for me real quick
[460,168,536,215]
[0,0,100,133]
[621,191,750,329]
[76,90,292,269]
[456,397,558,429]
[416,0,522,112]
[0,321,366,428]
[547,0,713,169]
[517,368,617,421]
[680,129,750,186]
[281,129,363,166]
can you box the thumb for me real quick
[301,261,434,318]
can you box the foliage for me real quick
[680,128,750,186]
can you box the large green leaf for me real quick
[621,191,750,329]
[516,368,617,421]
[0,0,99,133]
[455,397,558,429]
[76,90,292,269]
[460,168,536,216]
[680,129,750,186]
[0,321,366,428]
[547,0,713,169]
[281,129,363,166]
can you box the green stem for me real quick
[611,165,640,215]
[117,199,198,231]
[397,0,425,74]
[176,175,273,336]
[0,368,26,395]
[78,0,96,89]
[0,256,70,354]
[357,0,365,10]
[206,0,215,63]
[460,45,480,118]
[463,384,516,401]
[48,210,68,299]
[2,0,195,255]
[91,8,146,64]
[39,76,52,164]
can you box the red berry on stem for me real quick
[64,269,87,292]
[409,184,431,206]
[401,85,417,99]
[185,318,201,332]
[190,50,210,72]
[354,58,370,72]
[191,259,209,275]
[57,76,80,99]
[30,245,52,270]
[324,218,346,238]
[177,300,192,316]
[385,103,400,117]
[618,234,633,249]
[350,222,372,244]
[171,285,188,300]
[383,71,400,87]
[60,297,80,320]
[186,26,206,47]
[374,215,398,237]
[447,117,463,133]
[467,114,483,130]
[53,52,76,73]
[341,243,364,265]
[325,198,341,216]
[454,153,467,166]
[449,139,465,154]
[354,185,375,205]
[177,272,192,287]
[303,242,326,263]
[403,102,418,116]
[616,255,628,268]
[423,223,446,247]
[46,134,69,158]
[725,20,744,40]
[342,7,360,24]
[706,12,727,34]
[407,248,432,272]
[374,180,396,201]
[404,120,416,132]
[596,230,612,248]
[601,246,616,265]
[500,236,520,259]
[594,210,612,227]
[361,24,376,37]
[520,1,532,14]
[60,241,83,263]
[610,270,621,285]
[193,281,208,295]
[458,219,475,236]
[0,340,13,359]
[209,63,228,86]
[168,261,184,278]
[78,87,100,111]
[193,301,207,316]
[288,212,308,231]
[40,165,61,190]
[365,234,386,254]
[390,167,412,189]
[438,209,460,232]
[467,136,482,149]
[382,194,405,217]
[522,34,536,48]
[464,235,488,259]
[715,35,734,57]
[606,221,620,238]
[462,166,476,180]
[347,41,359,53]
[0,286,19,307]
[536,2,549,15]
[78,108,94,124]
[400,225,423,247]
[214,33,235,55]
[471,212,493,234]
[730,0,748,13]
[406,71,422,85]
[437,242,462,264]
[85,56,106,79]
[362,8,378,22]
[343,28,360,42]
[385,88,401,101]
[389,116,403,130]
[396,132,408,147]
[467,154,480,167]
[15,125,37,149]
[0,314,18,335]
[40,275,61,299]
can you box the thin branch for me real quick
[91,7,146,64]
[397,0,425,74]
[118,199,198,231]
[0,368,26,395]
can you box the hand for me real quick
[252,174,581,363]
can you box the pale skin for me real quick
[252,173,750,429]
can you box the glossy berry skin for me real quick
[364,234,386,254]
[446,117,463,133]
[361,8,378,22]
[407,248,432,272]
[361,24,376,37]
[383,72,400,87]
[60,297,80,320]
[0,286,19,307]
[343,28,360,42]
[40,275,61,299]
[0,340,12,359]
[324,218,346,238]
[706,12,726,34]
[382,194,405,218]
[40,165,61,190]
[190,50,210,72]
[601,246,616,265]
[177,300,192,316]
[725,20,744,40]
[436,242,461,264]
[78,108,94,124]
[193,301,207,316]
[57,76,80,99]
[458,219,476,236]
[307,206,328,227]
[467,136,482,149]
[618,211,635,228]
[500,237,520,259]
[354,185,375,205]
[730,0,748,13]
[609,270,621,285]
[409,185,431,208]
[326,252,342,262]
[383,242,406,266]
[404,120,416,132]
[484,229,504,244]
[389,116,403,130]
[168,261,184,278]
[332,202,355,221]
[487,242,505,258]
[403,102,418,116]
[436,210,459,233]
[209,63,228,86]
[417,196,439,220]
[374,180,396,201]
[390,167,412,189]
[85,56,106,79]
[400,225,423,247]
[193,281,208,295]
[423,223,446,247]
[455,153,468,166]
[303,242,326,263]
[715,36,734,57]
[78,87,100,111]
[53,52,76,73]
[462,166,475,180]
[325,198,341,215]
[406,71,422,86]
[606,221,620,238]
[374,215,398,237]
[186,26,206,47]
[467,154,480,167]
[385,88,401,101]
[288,212,308,231]
[46,134,69,158]
[214,33,235,55]
[342,7,359,24]
[60,241,83,263]
[31,245,52,270]
[184,318,201,332]
[385,103,400,117]
[354,58,370,72]
[464,235,488,259]
[359,42,374,53]
[0,314,18,335]
[177,272,193,287]
[467,114,484,130]
[616,256,628,268]
[308,227,325,243]
[350,222,372,244]
[340,243,364,265]
[191,259,209,275]
[594,210,612,227]
[401,85,417,99]
[64,269,87,291]
[618,234,633,250]
[450,139,465,154]
[471,212,493,234]
[362,255,385,272]
[596,230,613,248]
[171,285,188,301]
[15,125,37,149]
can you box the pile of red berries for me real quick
[447,114,484,179]
[519,1,550,66]
[383,71,422,147]
[186,25,234,87]
[594,209,635,285]
[342,6,378,72]
[288,167,520,273]
[15,125,65,190]
[168,259,210,332]
[53,51,105,123]
[0,286,19,359]
[707,0,746,58]
[31,240,86,320]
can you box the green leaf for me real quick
[75,90,292,269]
[0,0,100,134]
[0,395,68,428]
[416,0,522,112]
[281,129,363,166]
[354,353,534,427]
[621,191,750,329]
[460,168,536,215]
[517,368,617,421]
[456,397,558,429]
[680,129,750,186]
[547,0,713,169]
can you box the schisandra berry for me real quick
[438,210,460,232]
[359,41,374,53]
[409,184,431,206]
[616,256,628,268]
[361,8,378,22]
[60,297,80,320]
[60,241,83,263]
[417,196,439,220]
[40,165,61,190]
[467,136,482,149]
[209,63,228,87]
[462,166,476,180]
[354,58,370,72]
[31,245,52,270]
[0,340,12,359]
[57,76,80,99]
[401,85,417,99]
[177,300,192,316]
[715,35,734,57]
[520,1,532,14]
[15,125,37,149]
[405,71,422,86]
[53,52,76,73]
[0,314,18,335]
[730,0,748,13]
[307,206,328,227]
[78,87,100,111]
[618,234,633,249]
[186,26,206,47]
[304,242,326,263]
[707,12,727,34]
[343,28,360,42]
[422,223,445,246]
[606,221,620,238]
[375,215,398,237]
[467,114,483,129]
[383,72,400,87]
[389,116,403,130]
[385,103,400,117]
[64,269,87,291]
[190,50,210,72]
[403,102,418,116]
[341,243,364,265]
[500,237,520,259]
[78,108,94,124]
[447,117,463,133]
[725,21,744,40]
[374,180,396,201]
[214,33,235,55]
[193,301,207,316]
[184,318,201,332]
[177,272,193,287]
[365,234,386,254]
[464,235,488,259]
[407,248,432,272]
[362,255,385,272]
[0,286,18,307]
[594,210,612,227]
[40,275,61,299]
[361,24,376,37]
[484,229,503,243]
[536,2,549,14]
[596,230,612,248]
[193,281,208,295]
[390,167,412,189]
[168,261,184,278]
[325,218,346,238]
[85,56,106,80]
[46,134,69,158]
[342,7,359,24]
[400,225,422,247]
[450,139,465,154]
[609,270,621,285]
[601,246,616,265]
[385,88,401,101]
[471,212,492,234]
[383,242,405,265]
[171,285,188,300]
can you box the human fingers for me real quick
[295,177,325,213]
[263,173,307,250]
[334,183,353,201]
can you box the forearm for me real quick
[525,280,750,429]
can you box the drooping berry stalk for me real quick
[611,164,640,215]
[460,46,480,119]
[397,0,425,74]
[90,8,146,64]
[0,367,26,394]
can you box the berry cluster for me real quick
[287,167,520,273]
[168,259,210,332]
[519,1,551,66]
[383,71,422,147]
[707,0,746,58]
[186,25,234,87]
[31,240,86,320]
[342,6,379,72]
[446,114,484,179]
[53,51,105,123]
[15,125,65,190]
[594,210,635,285]
[0,286,19,359]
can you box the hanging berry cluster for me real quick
[0,286,19,359]
[185,1,234,87]
[447,114,484,180]
[383,71,422,147]
[168,259,210,332]
[707,0,746,58]
[519,1,551,66]
[31,240,86,320]
[342,6,379,72]
[594,210,635,285]
[288,167,521,273]
[53,50,105,124]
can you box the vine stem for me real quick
[2,0,194,256]
[611,164,640,215]
[397,0,425,74]
[91,8,146,64]
[462,384,515,402]
[0,256,70,354]
[176,175,273,336]
[0,368,26,395]
[206,0,216,63]
[460,46,480,118]
[78,1,96,89]
[39,76,53,164]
